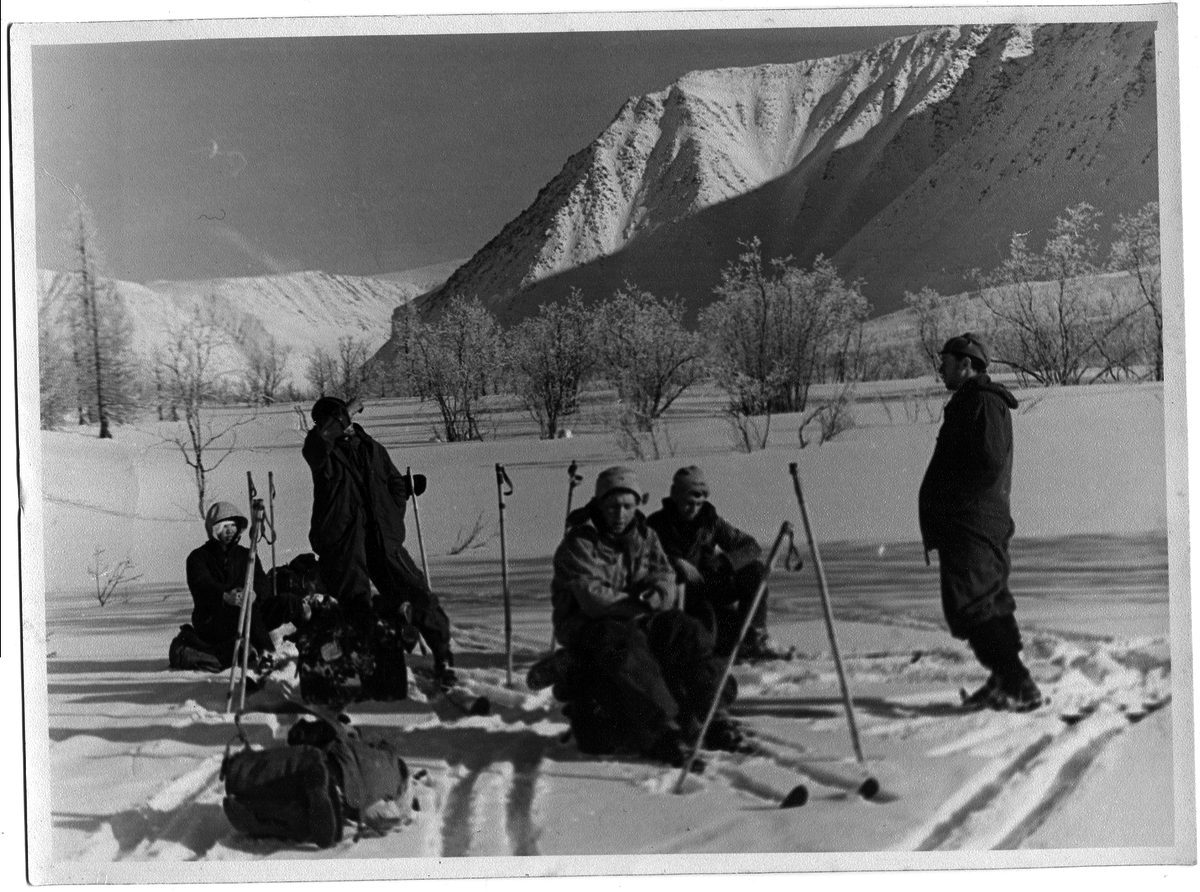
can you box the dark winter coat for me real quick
[918,374,1020,637]
[646,500,762,581]
[918,374,1019,549]
[551,502,676,646]
[185,538,270,650]
[302,421,412,561]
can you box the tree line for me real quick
[39,199,1162,458]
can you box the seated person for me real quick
[647,466,788,662]
[548,466,744,766]
[184,501,310,672]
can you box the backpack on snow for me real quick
[168,624,225,673]
[221,709,411,848]
[287,713,411,831]
[220,738,345,848]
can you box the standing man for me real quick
[919,333,1043,711]
[302,396,456,688]
[648,466,788,661]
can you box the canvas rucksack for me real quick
[287,713,411,834]
[221,706,412,848]
[220,738,344,848]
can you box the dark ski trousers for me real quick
[565,610,724,754]
[196,593,309,665]
[936,518,1018,639]
[966,613,1032,692]
[318,529,454,664]
[684,561,768,656]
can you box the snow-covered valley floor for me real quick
[24,381,1190,881]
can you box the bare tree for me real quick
[904,286,977,373]
[509,290,598,439]
[409,296,504,442]
[242,335,292,405]
[334,336,374,398]
[88,548,143,607]
[158,305,255,518]
[702,239,869,416]
[305,346,337,398]
[1109,201,1162,380]
[598,286,706,432]
[980,202,1145,385]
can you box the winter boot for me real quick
[961,673,1001,710]
[527,649,575,691]
[990,675,1045,713]
[644,727,706,773]
[703,715,750,753]
[432,655,458,690]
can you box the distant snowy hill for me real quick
[39,269,435,384]
[413,22,1157,329]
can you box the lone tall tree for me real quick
[63,202,138,437]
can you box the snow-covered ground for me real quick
[22,379,1192,882]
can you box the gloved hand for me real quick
[698,552,733,581]
[411,473,427,497]
[672,558,705,586]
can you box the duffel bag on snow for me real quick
[168,624,225,673]
[220,741,344,848]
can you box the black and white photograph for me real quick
[4,1,1194,886]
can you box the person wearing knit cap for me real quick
[920,333,1043,712]
[302,395,457,692]
[545,466,745,767]
[648,466,789,662]
[182,500,311,672]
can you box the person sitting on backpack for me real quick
[185,500,311,672]
[648,466,789,662]
[547,466,744,767]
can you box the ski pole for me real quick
[226,473,263,713]
[406,467,430,658]
[549,461,586,650]
[675,521,796,793]
[267,472,278,601]
[496,463,515,687]
[789,462,880,800]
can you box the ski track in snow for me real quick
[61,617,1169,859]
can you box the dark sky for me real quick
[32,26,925,282]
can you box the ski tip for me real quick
[780,785,809,809]
[858,777,881,800]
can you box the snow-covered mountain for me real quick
[414,22,1157,327]
[39,269,431,384]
